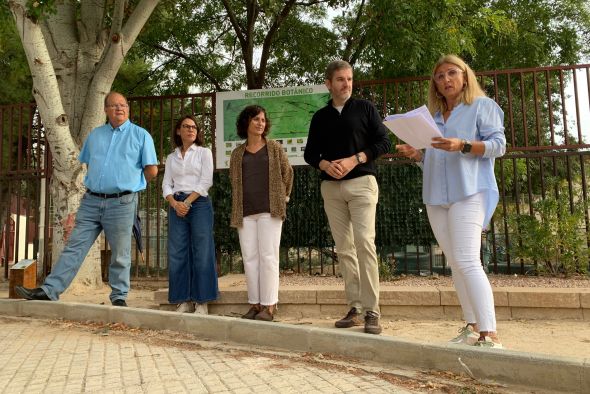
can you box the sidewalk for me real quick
[0,316,421,393]
[1,274,589,392]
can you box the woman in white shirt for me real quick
[162,115,218,314]
[397,55,506,348]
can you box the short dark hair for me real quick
[236,105,271,139]
[173,115,204,147]
[325,60,352,81]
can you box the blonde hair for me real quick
[427,54,486,115]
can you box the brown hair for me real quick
[173,115,204,147]
[236,105,271,139]
[427,54,486,115]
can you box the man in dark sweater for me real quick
[304,60,391,334]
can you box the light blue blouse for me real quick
[422,96,506,228]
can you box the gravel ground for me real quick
[276,273,590,288]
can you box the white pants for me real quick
[237,213,282,306]
[426,192,496,332]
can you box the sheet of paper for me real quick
[383,105,442,149]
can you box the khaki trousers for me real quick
[321,175,380,314]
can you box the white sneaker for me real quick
[176,302,194,313]
[474,336,504,349]
[194,303,208,315]
[449,324,479,345]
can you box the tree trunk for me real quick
[8,0,160,290]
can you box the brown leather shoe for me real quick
[334,307,363,328]
[364,311,382,334]
[241,305,261,319]
[255,306,274,321]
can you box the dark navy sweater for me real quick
[304,98,392,181]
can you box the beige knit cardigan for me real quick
[229,139,294,228]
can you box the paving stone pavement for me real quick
[0,317,421,394]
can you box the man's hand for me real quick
[320,157,357,179]
[62,212,76,242]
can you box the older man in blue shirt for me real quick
[16,91,158,306]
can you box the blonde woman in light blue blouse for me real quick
[397,55,506,348]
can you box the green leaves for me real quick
[507,177,589,275]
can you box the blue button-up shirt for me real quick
[422,97,506,227]
[79,119,158,194]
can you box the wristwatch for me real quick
[461,140,472,154]
[183,200,192,209]
[355,153,366,164]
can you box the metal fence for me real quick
[1,63,589,281]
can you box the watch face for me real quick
[462,141,472,153]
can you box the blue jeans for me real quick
[167,194,218,304]
[42,192,137,302]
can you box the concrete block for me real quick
[214,290,249,304]
[492,289,509,306]
[511,307,584,320]
[508,288,580,308]
[584,309,590,321]
[441,346,587,393]
[440,287,459,306]
[379,287,439,306]
[180,314,231,342]
[63,303,110,323]
[280,289,316,304]
[319,304,350,319]
[20,301,65,319]
[111,307,184,330]
[580,291,590,308]
[276,304,321,319]
[442,305,463,319]
[583,358,590,394]
[494,306,512,320]
[228,319,312,352]
[0,299,22,316]
[153,289,168,303]
[208,304,244,318]
[381,305,444,320]
[317,290,347,305]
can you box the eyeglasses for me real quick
[106,104,128,109]
[181,124,198,130]
[434,68,463,82]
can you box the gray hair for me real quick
[325,60,352,80]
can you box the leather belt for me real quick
[87,189,132,199]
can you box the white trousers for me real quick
[426,192,497,332]
[237,213,282,306]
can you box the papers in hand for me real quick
[384,105,442,149]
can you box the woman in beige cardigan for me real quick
[230,105,293,321]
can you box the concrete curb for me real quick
[1,299,588,393]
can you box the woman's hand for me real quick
[431,137,463,151]
[174,201,189,217]
[396,144,422,161]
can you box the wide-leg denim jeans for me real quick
[42,192,137,302]
[167,194,218,304]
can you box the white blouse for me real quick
[162,145,213,198]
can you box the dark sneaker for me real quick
[112,299,128,307]
[364,311,382,334]
[335,307,363,328]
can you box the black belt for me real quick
[87,189,133,199]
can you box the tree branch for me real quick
[147,42,224,91]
